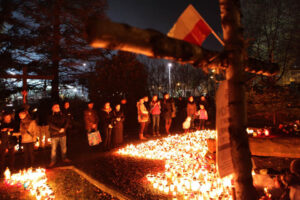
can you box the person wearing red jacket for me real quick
[150,95,161,136]
[196,104,208,130]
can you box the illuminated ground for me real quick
[0,168,119,200]
[1,130,290,199]
[116,130,233,199]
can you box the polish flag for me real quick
[167,4,212,46]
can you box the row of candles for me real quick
[246,128,270,137]
[117,130,233,199]
[4,168,55,200]
[13,136,51,152]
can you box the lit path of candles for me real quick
[4,168,55,200]
[117,130,233,200]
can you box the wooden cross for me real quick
[86,19,279,76]
[0,66,54,104]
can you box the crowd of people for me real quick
[136,93,210,139]
[0,101,74,173]
[0,94,212,174]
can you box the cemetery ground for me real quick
[0,122,298,200]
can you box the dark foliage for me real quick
[87,51,148,107]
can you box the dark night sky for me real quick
[106,0,223,51]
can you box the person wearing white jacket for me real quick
[19,109,38,168]
[137,98,149,140]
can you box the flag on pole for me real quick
[167,4,212,46]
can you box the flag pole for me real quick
[196,8,225,46]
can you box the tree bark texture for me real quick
[219,0,258,199]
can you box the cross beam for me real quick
[0,66,54,104]
[86,18,279,76]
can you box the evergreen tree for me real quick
[88,51,148,104]
[0,0,108,100]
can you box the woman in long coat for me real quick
[99,102,113,150]
[112,104,125,147]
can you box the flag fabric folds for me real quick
[167,4,212,46]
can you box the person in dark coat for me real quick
[0,112,17,174]
[62,101,73,150]
[112,104,125,147]
[62,101,73,129]
[186,96,197,130]
[84,102,99,133]
[99,102,113,150]
[48,103,71,167]
[161,93,174,135]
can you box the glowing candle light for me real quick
[117,130,234,199]
[3,168,54,199]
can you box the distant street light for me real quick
[168,63,172,95]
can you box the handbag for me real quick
[87,130,102,146]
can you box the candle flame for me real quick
[3,167,54,199]
[117,130,233,199]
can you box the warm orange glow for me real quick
[117,130,233,199]
[264,129,270,136]
[90,40,154,57]
[4,168,54,200]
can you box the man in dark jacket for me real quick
[62,101,73,129]
[48,103,70,167]
[162,93,175,135]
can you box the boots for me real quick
[139,134,147,140]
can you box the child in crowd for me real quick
[196,104,208,130]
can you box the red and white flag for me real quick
[167,4,212,46]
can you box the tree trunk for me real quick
[219,0,258,199]
[51,0,60,101]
